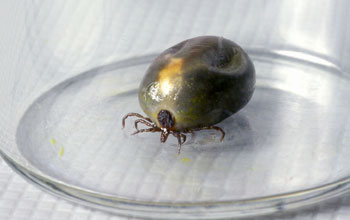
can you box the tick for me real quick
[122,36,255,154]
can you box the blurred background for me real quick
[1,0,350,219]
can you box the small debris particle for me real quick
[182,158,190,163]
[50,138,56,145]
[59,146,64,157]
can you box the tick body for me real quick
[123,36,255,154]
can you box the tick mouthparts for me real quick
[157,110,175,129]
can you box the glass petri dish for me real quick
[2,48,350,219]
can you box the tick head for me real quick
[157,110,175,130]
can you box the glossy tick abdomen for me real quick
[139,36,255,130]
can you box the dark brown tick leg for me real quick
[132,127,160,135]
[179,133,186,145]
[160,130,170,143]
[134,119,156,131]
[173,132,183,154]
[194,126,225,141]
[170,132,186,154]
[184,129,195,140]
[122,113,152,128]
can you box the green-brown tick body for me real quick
[122,36,255,154]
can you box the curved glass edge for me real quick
[1,149,350,219]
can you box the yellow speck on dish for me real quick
[50,138,56,145]
[250,167,254,171]
[182,158,190,163]
[59,146,64,157]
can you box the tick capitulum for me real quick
[122,110,225,154]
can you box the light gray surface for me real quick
[1,0,350,219]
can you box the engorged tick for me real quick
[122,36,256,154]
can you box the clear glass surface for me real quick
[1,1,350,219]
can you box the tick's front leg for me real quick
[122,112,152,128]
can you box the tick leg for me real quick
[160,131,170,143]
[134,119,156,130]
[173,132,183,154]
[132,127,160,135]
[195,126,225,142]
[179,133,186,145]
[183,129,195,139]
[122,112,152,128]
